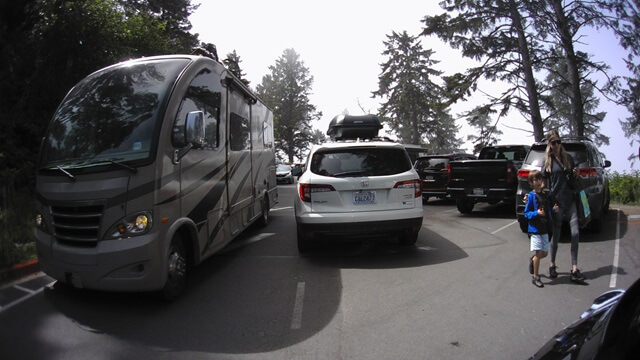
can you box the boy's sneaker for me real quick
[549,265,558,279]
[532,276,544,288]
[571,269,585,282]
[529,256,534,275]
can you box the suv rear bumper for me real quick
[296,217,423,240]
[448,187,515,201]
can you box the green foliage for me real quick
[0,191,36,269]
[0,0,201,202]
[609,171,640,205]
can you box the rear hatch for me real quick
[415,157,450,189]
[307,146,419,213]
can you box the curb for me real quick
[0,259,41,286]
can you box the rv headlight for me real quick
[35,212,50,234]
[107,211,153,239]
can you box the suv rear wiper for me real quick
[333,171,369,177]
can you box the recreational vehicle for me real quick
[34,55,277,299]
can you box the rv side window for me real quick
[172,69,221,149]
[230,113,250,150]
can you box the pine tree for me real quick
[465,106,503,154]
[372,31,447,145]
[223,50,250,87]
[256,49,321,163]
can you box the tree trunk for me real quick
[549,0,585,137]
[509,0,545,141]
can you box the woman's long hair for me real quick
[544,142,572,173]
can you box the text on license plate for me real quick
[473,188,485,195]
[354,191,376,204]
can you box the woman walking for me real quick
[542,130,585,282]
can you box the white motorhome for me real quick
[34,55,277,299]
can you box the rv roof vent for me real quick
[327,114,382,140]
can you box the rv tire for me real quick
[161,233,187,301]
[257,196,269,227]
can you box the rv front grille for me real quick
[51,204,104,246]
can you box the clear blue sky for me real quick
[190,0,637,172]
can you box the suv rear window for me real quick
[310,147,412,177]
[415,157,449,171]
[525,143,589,167]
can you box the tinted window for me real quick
[525,144,588,167]
[415,157,448,171]
[230,112,250,151]
[480,147,528,160]
[42,59,189,168]
[311,148,412,177]
[172,68,222,149]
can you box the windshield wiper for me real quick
[107,159,137,174]
[56,166,76,181]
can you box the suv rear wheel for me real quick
[399,228,419,246]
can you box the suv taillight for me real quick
[579,167,597,178]
[298,183,335,202]
[517,169,530,180]
[394,179,422,198]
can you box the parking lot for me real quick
[1,184,639,360]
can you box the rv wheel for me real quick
[257,196,269,227]
[162,234,187,301]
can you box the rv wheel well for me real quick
[175,225,195,269]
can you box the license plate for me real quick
[425,176,434,180]
[473,188,485,196]
[354,191,376,204]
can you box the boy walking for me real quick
[524,170,553,288]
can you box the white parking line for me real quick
[610,210,621,288]
[491,220,518,235]
[0,282,55,313]
[291,282,306,329]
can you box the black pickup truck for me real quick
[447,145,530,213]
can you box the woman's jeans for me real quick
[550,201,579,267]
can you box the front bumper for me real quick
[35,228,166,292]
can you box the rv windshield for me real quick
[40,59,190,170]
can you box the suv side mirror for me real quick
[186,111,205,147]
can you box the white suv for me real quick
[294,140,424,252]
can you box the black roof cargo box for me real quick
[327,114,382,140]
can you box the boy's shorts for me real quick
[530,234,550,252]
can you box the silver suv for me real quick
[294,116,423,253]
[515,137,611,232]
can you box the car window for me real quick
[480,147,527,160]
[311,147,411,177]
[526,144,589,168]
[277,164,292,172]
[415,158,448,171]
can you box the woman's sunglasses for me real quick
[551,140,561,146]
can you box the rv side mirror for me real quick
[185,111,205,147]
[604,160,611,168]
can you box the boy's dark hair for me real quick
[528,169,543,187]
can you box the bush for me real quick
[609,171,640,205]
[0,190,36,269]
